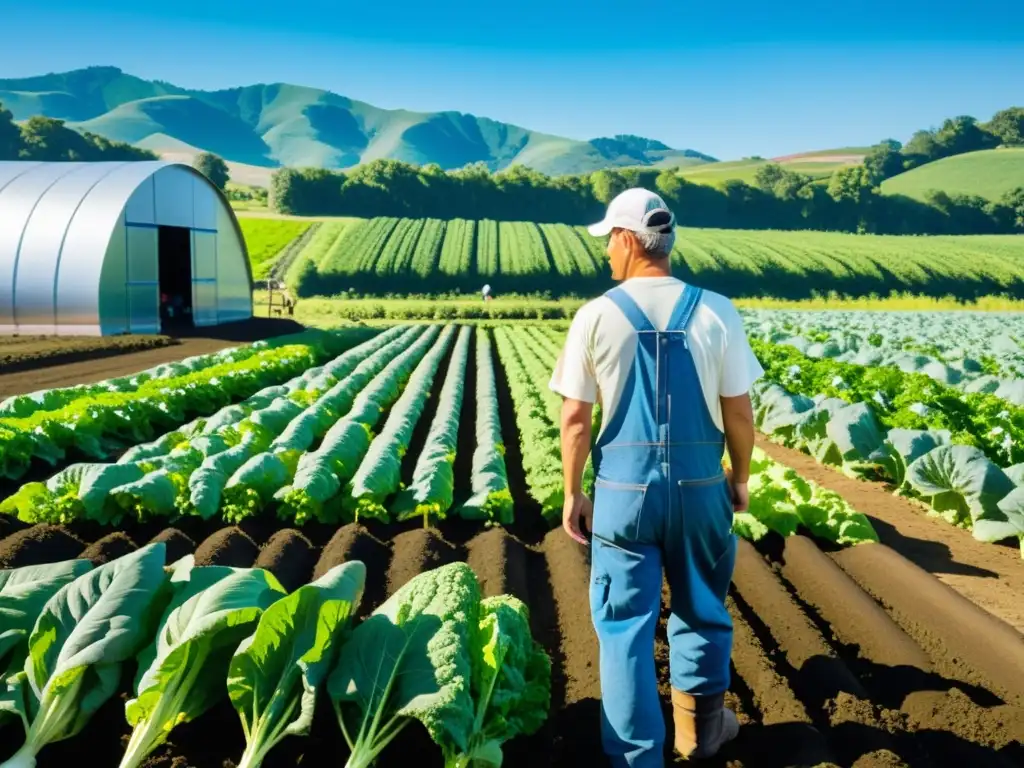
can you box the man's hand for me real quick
[563,492,593,545]
[729,479,749,513]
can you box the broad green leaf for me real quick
[2,544,168,765]
[227,562,366,768]
[906,445,1015,528]
[119,566,286,768]
[328,562,480,766]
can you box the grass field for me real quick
[236,215,1024,301]
[237,219,312,279]
[677,148,867,186]
[250,290,1024,329]
[881,148,1024,201]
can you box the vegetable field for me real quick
[1,323,1023,768]
[237,214,1024,300]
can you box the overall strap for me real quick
[605,287,656,333]
[666,284,704,332]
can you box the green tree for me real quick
[1001,187,1024,229]
[590,169,627,204]
[985,107,1024,146]
[827,165,877,204]
[753,163,786,192]
[934,115,994,157]
[863,141,905,183]
[193,152,230,191]
[0,101,23,159]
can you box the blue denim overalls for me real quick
[589,283,736,767]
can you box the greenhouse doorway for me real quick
[158,225,194,329]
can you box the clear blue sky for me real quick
[2,1,1022,159]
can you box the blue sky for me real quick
[1,1,1022,159]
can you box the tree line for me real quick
[270,106,1024,235]
[0,103,157,162]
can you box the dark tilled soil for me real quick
[0,334,172,376]
[253,528,316,592]
[756,437,1024,632]
[0,318,306,398]
[0,515,1022,768]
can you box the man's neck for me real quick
[623,260,673,280]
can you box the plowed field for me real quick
[1,322,1023,767]
[1,507,1021,768]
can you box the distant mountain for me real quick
[0,66,717,177]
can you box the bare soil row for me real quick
[0,318,306,398]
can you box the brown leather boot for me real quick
[671,689,739,759]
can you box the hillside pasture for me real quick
[881,148,1024,202]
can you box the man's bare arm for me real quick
[561,397,594,494]
[721,393,754,483]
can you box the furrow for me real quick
[731,538,907,766]
[726,594,836,767]
[538,527,605,766]
[830,542,1024,709]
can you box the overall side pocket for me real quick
[677,475,735,570]
[591,479,650,547]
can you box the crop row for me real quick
[284,218,605,296]
[0,326,518,534]
[0,323,879,550]
[742,307,1024,402]
[237,219,312,280]
[751,341,1024,553]
[0,329,374,482]
[0,545,548,768]
[241,214,1024,299]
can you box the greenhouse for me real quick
[0,160,252,335]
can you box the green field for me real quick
[881,148,1024,201]
[237,215,1024,301]
[677,149,866,186]
[237,218,311,279]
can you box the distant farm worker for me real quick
[549,188,763,766]
[481,283,492,301]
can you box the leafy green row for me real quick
[392,326,474,525]
[733,447,878,545]
[0,341,264,419]
[753,338,1024,468]
[0,341,323,482]
[277,325,443,525]
[0,329,374,482]
[455,328,514,524]
[0,548,549,768]
[753,380,1024,554]
[156,324,425,524]
[214,326,427,521]
[492,327,565,521]
[345,325,460,522]
[0,327,415,527]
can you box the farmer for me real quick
[481,283,493,302]
[549,188,763,765]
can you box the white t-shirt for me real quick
[548,277,764,436]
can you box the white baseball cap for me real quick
[587,187,676,237]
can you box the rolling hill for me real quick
[0,66,716,177]
[678,148,869,186]
[880,148,1024,201]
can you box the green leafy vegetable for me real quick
[228,562,366,768]
[117,560,286,768]
[0,543,169,768]
[328,562,480,768]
